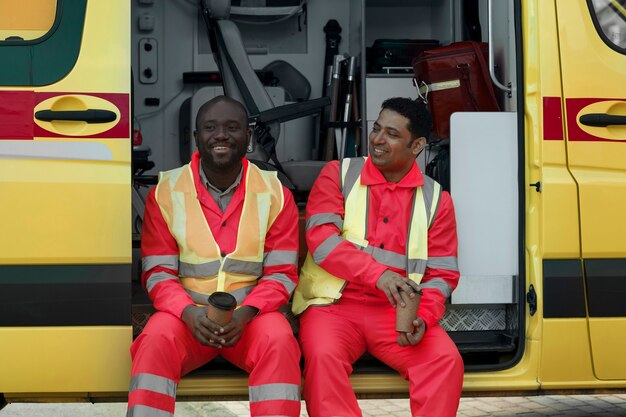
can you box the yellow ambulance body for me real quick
[0,0,625,405]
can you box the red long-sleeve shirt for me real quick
[305,158,459,329]
[141,154,299,318]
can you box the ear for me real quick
[193,130,199,148]
[412,136,427,155]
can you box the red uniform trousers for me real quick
[299,296,463,417]
[127,311,301,417]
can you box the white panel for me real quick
[450,112,518,302]
[365,76,417,121]
[0,142,112,161]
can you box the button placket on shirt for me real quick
[375,184,397,252]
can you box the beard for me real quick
[201,143,247,171]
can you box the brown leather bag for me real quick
[412,41,500,140]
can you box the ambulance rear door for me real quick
[0,0,132,396]
[555,0,626,380]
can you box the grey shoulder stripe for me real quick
[306,213,344,231]
[142,255,178,272]
[312,234,344,265]
[432,178,443,227]
[421,175,435,226]
[420,278,452,299]
[342,157,366,200]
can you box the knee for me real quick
[300,337,344,370]
[253,313,299,355]
[445,347,464,373]
[429,346,464,378]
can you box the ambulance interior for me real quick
[131,0,521,371]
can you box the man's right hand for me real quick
[181,305,226,348]
[376,270,421,307]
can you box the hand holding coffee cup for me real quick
[395,287,422,333]
[207,291,237,326]
[376,270,421,307]
[397,317,427,346]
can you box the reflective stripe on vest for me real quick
[292,157,441,315]
[155,162,284,305]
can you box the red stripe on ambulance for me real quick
[543,96,564,140]
[0,91,35,140]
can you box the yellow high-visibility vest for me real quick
[292,157,440,315]
[155,161,284,305]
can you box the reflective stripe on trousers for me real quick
[127,373,176,417]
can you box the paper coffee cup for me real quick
[207,291,237,326]
[395,290,421,333]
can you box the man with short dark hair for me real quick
[294,97,463,417]
[128,96,301,417]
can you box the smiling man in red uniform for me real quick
[293,97,463,417]
[127,96,301,417]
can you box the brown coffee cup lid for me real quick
[208,292,237,311]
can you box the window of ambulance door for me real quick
[0,0,86,86]
[589,0,626,51]
[556,0,626,381]
[0,0,56,41]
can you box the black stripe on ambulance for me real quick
[543,258,626,317]
[0,264,131,326]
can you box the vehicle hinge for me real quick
[526,284,537,316]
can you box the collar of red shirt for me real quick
[360,157,424,188]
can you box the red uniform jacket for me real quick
[305,158,459,329]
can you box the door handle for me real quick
[579,113,626,127]
[35,109,117,123]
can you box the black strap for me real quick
[214,24,260,116]
[254,123,285,174]
[199,5,259,116]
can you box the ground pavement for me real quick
[2,394,626,416]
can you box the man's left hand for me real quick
[219,306,259,347]
[397,317,427,346]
